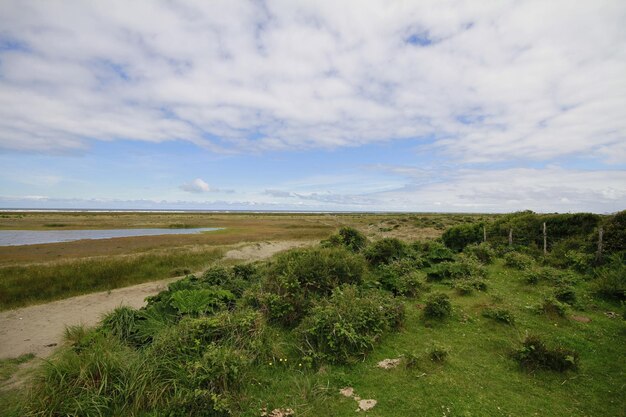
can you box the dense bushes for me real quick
[603,210,626,254]
[297,286,404,363]
[413,241,455,265]
[375,258,425,296]
[486,211,600,250]
[426,255,486,282]
[503,252,535,270]
[364,238,407,266]
[423,293,452,319]
[260,247,367,326]
[442,223,484,252]
[514,335,579,372]
[463,242,495,264]
[322,227,368,252]
[592,254,626,300]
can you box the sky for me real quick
[0,0,625,213]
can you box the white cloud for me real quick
[179,178,213,193]
[0,0,624,163]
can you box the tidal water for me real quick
[0,227,221,246]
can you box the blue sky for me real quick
[0,0,625,212]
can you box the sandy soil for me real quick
[0,240,314,361]
[223,239,315,261]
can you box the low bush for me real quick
[412,241,455,265]
[297,286,404,364]
[603,209,626,254]
[321,226,368,252]
[426,255,486,282]
[592,254,626,300]
[554,285,577,305]
[202,265,250,297]
[364,238,407,266]
[423,293,452,319]
[503,252,535,270]
[261,247,367,326]
[523,266,577,285]
[482,308,515,325]
[514,335,579,372]
[455,279,487,296]
[186,344,250,393]
[376,259,426,297]
[463,242,495,264]
[170,288,235,316]
[540,297,568,317]
[442,222,484,252]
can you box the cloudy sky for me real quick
[0,0,624,212]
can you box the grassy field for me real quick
[235,261,625,417]
[0,212,493,310]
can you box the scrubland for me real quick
[0,210,624,416]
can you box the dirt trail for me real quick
[0,240,314,360]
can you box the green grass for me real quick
[233,261,625,416]
[0,247,222,310]
[0,353,35,382]
[4,241,625,416]
[0,353,36,417]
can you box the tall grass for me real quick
[0,247,222,310]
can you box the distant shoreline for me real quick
[0,208,482,214]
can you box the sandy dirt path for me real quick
[0,240,315,360]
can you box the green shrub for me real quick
[564,250,595,273]
[540,297,568,317]
[514,335,579,372]
[442,223,484,252]
[202,265,249,297]
[297,286,404,364]
[554,285,577,305]
[364,238,407,266]
[170,288,235,316]
[423,293,452,319]
[455,281,474,296]
[482,308,515,325]
[426,255,486,282]
[148,309,266,364]
[376,259,426,297]
[232,263,257,281]
[413,241,455,265]
[261,247,366,326]
[602,210,626,254]
[592,254,626,300]
[463,242,495,264]
[186,344,250,393]
[454,279,487,296]
[321,226,368,252]
[503,252,535,270]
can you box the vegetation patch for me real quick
[513,335,579,372]
[423,292,452,319]
[297,286,404,364]
[482,307,515,325]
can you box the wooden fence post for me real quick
[508,228,513,247]
[543,222,547,255]
[483,226,487,243]
[596,226,603,262]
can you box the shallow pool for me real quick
[0,227,222,246]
